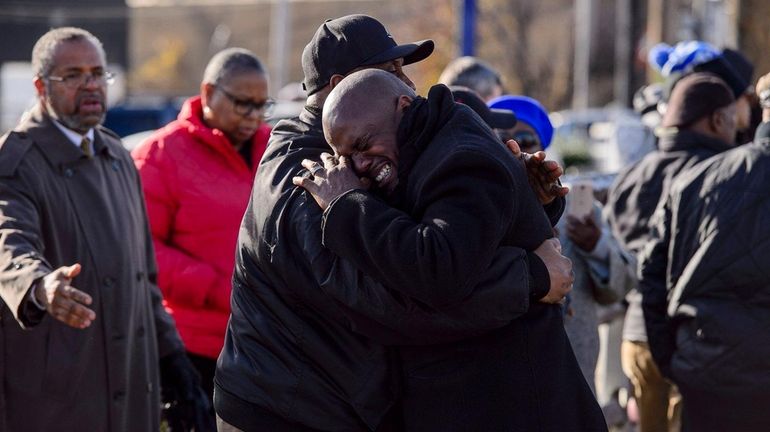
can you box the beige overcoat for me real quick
[0,105,182,432]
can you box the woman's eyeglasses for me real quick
[216,86,275,118]
[497,130,542,152]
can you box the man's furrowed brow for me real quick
[354,132,372,151]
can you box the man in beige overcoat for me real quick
[0,27,213,432]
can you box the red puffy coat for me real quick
[132,96,270,359]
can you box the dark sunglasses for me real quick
[216,86,275,117]
[497,130,542,152]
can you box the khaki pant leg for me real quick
[621,340,679,432]
[668,382,682,432]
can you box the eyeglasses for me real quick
[216,86,275,118]
[46,70,115,88]
[497,130,542,152]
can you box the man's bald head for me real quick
[322,69,416,148]
[322,69,417,195]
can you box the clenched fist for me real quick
[533,238,574,304]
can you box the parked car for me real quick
[550,107,655,176]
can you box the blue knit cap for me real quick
[648,41,720,77]
[649,41,749,99]
[488,95,553,149]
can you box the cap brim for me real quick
[488,109,517,129]
[363,39,435,67]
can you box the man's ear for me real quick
[709,108,727,133]
[397,95,413,111]
[33,76,46,99]
[329,74,345,89]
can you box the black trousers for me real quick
[680,384,770,432]
[214,384,403,432]
[187,351,217,404]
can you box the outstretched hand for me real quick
[505,139,569,204]
[292,153,369,210]
[35,263,96,329]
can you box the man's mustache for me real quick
[74,92,105,109]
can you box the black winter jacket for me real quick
[638,123,770,394]
[216,104,560,431]
[606,129,735,343]
[322,86,605,432]
[607,129,734,257]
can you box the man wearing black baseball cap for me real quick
[214,17,432,430]
[214,15,548,432]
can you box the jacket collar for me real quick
[19,104,119,168]
[179,96,229,146]
[300,104,323,130]
[754,121,770,145]
[394,85,456,181]
[178,96,265,170]
[51,119,94,148]
[656,128,734,154]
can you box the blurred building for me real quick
[0,0,766,131]
[128,1,424,97]
[646,0,769,85]
[0,0,129,129]
[0,0,128,70]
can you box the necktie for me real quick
[80,136,92,158]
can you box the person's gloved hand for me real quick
[159,351,215,432]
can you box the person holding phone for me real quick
[489,94,617,395]
[558,178,621,397]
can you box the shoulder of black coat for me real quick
[0,130,34,177]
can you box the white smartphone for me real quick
[567,181,593,219]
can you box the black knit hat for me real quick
[692,55,749,98]
[301,14,434,96]
[721,48,754,90]
[450,86,517,129]
[662,72,735,128]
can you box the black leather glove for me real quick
[159,351,216,432]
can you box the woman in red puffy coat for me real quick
[132,48,272,400]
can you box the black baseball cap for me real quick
[302,14,434,95]
[450,86,517,129]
